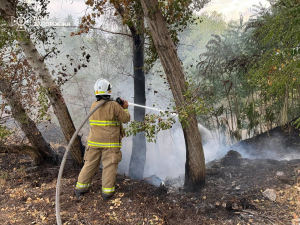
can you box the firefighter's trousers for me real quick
[75,146,122,197]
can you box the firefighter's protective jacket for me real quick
[87,100,130,148]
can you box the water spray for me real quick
[129,102,178,116]
[55,99,176,225]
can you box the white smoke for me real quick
[118,121,229,180]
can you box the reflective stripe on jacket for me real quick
[87,140,122,148]
[87,100,130,148]
[89,120,120,126]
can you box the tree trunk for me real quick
[0,1,84,166]
[0,145,44,165]
[18,33,84,166]
[110,2,147,179]
[140,0,205,190]
[0,77,57,165]
[129,32,147,179]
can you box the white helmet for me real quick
[94,79,112,96]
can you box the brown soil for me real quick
[1,125,300,224]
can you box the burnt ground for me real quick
[232,122,300,159]
[1,124,300,224]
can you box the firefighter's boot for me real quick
[75,188,89,199]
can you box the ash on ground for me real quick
[147,149,300,196]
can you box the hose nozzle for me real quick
[116,97,124,106]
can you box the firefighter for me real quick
[75,79,130,200]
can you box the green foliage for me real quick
[244,102,259,136]
[37,87,51,122]
[125,79,208,141]
[195,0,300,143]
[196,16,256,142]
[0,125,12,143]
[249,0,300,48]
[0,18,17,49]
[246,0,300,128]
[248,0,300,94]
[177,79,209,128]
[292,117,300,130]
[125,111,176,142]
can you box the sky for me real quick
[46,0,271,24]
[203,0,270,21]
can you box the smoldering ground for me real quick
[119,117,300,185]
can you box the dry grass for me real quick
[275,166,300,225]
[0,170,10,186]
[0,166,27,186]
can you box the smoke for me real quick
[118,120,229,180]
[119,116,300,181]
[231,132,300,161]
[118,120,186,180]
[143,123,186,179]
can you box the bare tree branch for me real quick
[113,2,138,36]
[54,26,132,38]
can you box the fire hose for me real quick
[55,100,108,225]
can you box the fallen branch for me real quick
[235,210,284,225]
[0,144,43,164]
